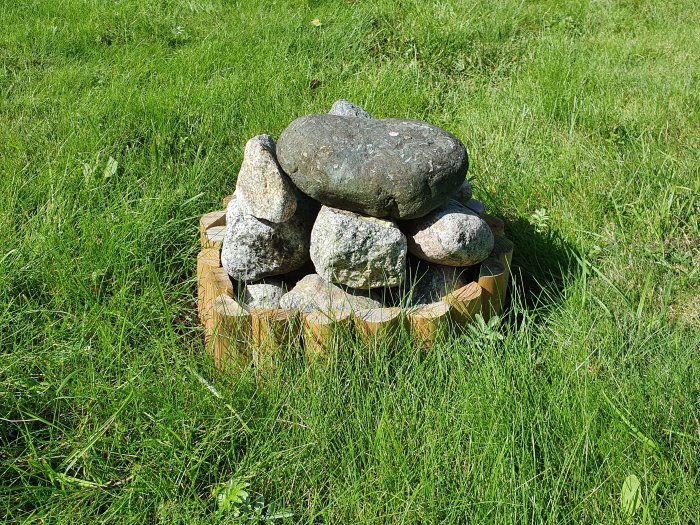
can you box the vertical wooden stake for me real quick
[491,236,514,278]
[354,307,403,345]
[407,302,452,351]
[199,210,226,246]
[303,309,353,360]
[202,226,226,249]
[203,267,234,345]
[491,237,514,309]
[211,295,251,370]
[251,308,300,373]
[443,281,482,327]
[197,249,221,324]
[478,258,506,321]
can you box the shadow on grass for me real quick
[504,215,580,311]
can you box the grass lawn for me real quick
[1,0,698,522]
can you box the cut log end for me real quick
[211,295,251,369]
[443,281,482,326]
[251,308,300,372]
[199,210,226,247]
[478,258,506,320]
[354,307,403,343]
[408,301,452,351]
[303,309,353,359]
[202,225,226,249]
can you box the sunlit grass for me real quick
[1,0,698,522]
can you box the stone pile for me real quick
[221,100,496,312]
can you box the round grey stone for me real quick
[221,192,316,281]
[401,200,494,266]
[464,198,485,215]
[406,262,471,306]
[241,278,286,309]
[235,135,297,223]
[329,99,372,118]
[279,274,382,313]
[452,179,473,206]
[310,206,406,289]
[276,114,468,219]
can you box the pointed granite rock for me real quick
[235,135,297,223]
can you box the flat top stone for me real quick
[277,114,468,219]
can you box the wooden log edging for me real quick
[196,208,514,369]
[211,295,251,369]
[303,309,353,359]
[251,308,300,373]
[443,281,482,327]
[354,307,403,345]
[407,302,452,351]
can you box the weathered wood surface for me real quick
[491,236,514,277]
[303,309,353,359]
[443,281,482,326]
[354,307,403,344]
[407,302,452,351]
[211,295,251,369]
[201,225,226,249]
[199,210,226,246]
[478,258,506,320]
[197,248,221,323]
[251,308,300,372]
[202,267,235,345]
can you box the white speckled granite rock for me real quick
[401,200,494,266]
[310,206,407,289]
[221,192,316,281]
[241,278,287,309]
[328,99,372,119]
[279,274,382,313]
[235,135,297,223]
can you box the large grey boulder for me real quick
[279,274,382,313]
[329,99,372,119]
[276,114,468,219]
[221,193,317,281]
[241,278,286,309]
[310,206,406,289]
[401,200,494,266]
[235,135,297,223]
